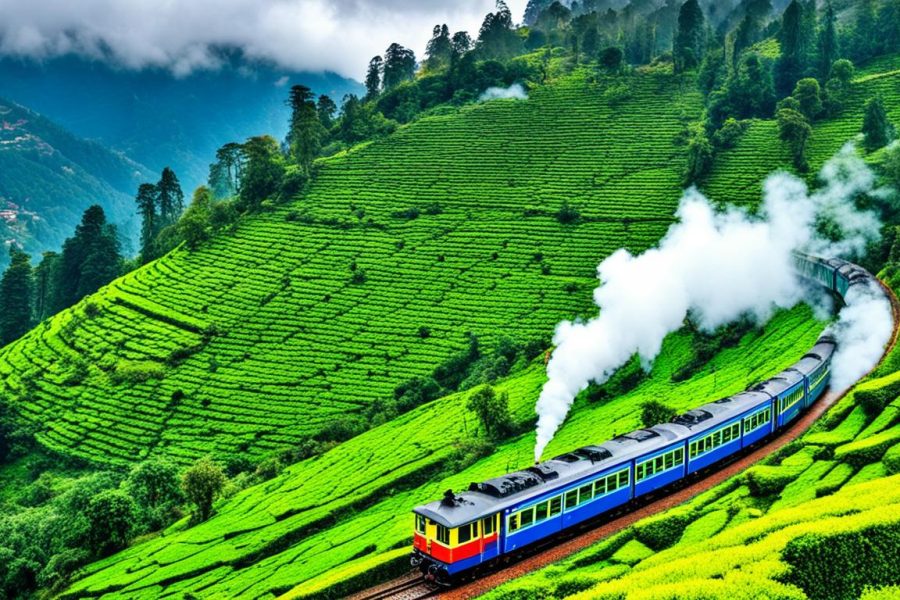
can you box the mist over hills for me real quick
[0,98,150,267]
[0,55,363,192]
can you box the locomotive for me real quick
[410,253,876,583]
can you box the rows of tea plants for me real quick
[61,305,823,598]
[0,68,706,466]
[480,285,900,600]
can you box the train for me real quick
[409,253,877,584]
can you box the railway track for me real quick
[360,279,900,600]
[348,572,437,600]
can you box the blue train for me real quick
[410,253,874,583]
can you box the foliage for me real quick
[466,385,514,441]
[863,95,896,152]
[0,247,33,346]
[85,490,136,557]
[673,0,706,73]
[126,459,184,531]
[640,400,676,428]
[782,522,900,600]
[182,457,226,522]
[238,135,286,212]
[777,106,811,171]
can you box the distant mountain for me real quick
[0,55,364,192]
[0,98,151,269]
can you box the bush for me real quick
[556,200,581,225]
[781,522,900,600]
[108,361,164,385]
[745,464,801,497]
[466,385,514,441]
[126,459,184,532]
[834,427,900,468]
[182,458,226,522]
[632,507,693,551]
[640,400,676,428]
[351,269,367,284]
[85,490,136,556]
[856,379,900,417]
[713,118,747,149]
[885,443,900,475]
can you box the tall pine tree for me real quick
[135,183,159,263]
[673,0,706,73]
[818,2,838,80]
[156,167,184,228]
[364,56,382,100]
[54,206,121,312]
[0,247,32,346]
[286,85,325,173]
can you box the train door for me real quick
[480,513,500,561]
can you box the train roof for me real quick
[414,425,691,528]
[673,390,771,433]
[828,258,875,287]
[790,335,836,375]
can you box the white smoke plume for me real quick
[828,281,893,392]
[478,83,528,102]
[533,143,889,461]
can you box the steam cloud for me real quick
[534,144,892,461]
[828,281,893,392]
[479,83,528,102]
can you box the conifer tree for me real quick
[364,56,382,99]
[316,95,337,130]
[818,2,838,79]
[135,183,158,263]
[0,247,32,346]
[286,85,325,173]
[862,95,896,152]
[424,24,452,71]
[156,167,184,227]
[32,251,59,323]
[673,0,706,73]
[382,43,417,89]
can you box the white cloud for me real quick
[0,0,530,79]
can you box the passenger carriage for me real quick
[410,253,856,583]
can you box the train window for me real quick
[664,453,674,469]
[483,515,495,536]
[415,515,426,534]
[459,523,472,544]
[723,427,731,443]
[436,525,450,545]
[594,479,607,496]
[549,496,562,516]
[655,456,664,471]
[579,484,593,503]
[635,464,644,481]
[535,501,549,521]
[520,507,535,527]
[675,449,684,465]
[619,470,629,487]
[565,490,578,509]
[508,514,519,532]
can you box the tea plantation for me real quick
[0,69,704,466]
[11,49,900,600]
[482,284,900,600]
[60,305,823,598]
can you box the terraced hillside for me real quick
[483,288,900,600]
[0,69,704,466]
[61,305,823,598]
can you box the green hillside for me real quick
[0,99,150,267]
[60,307,822,599]
[52,50,900,598]
[0,69,704,466]
[483,289,900,600]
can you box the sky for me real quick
[0,0,529,80]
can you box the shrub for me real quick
[466,385,514,441]
[126,459,184,532]
[632,507,693,551]
[85,490,136,556]
[834,426,900,468]
[856,379,900,417]
[351,269,367,285]
[108,362,164,385]
[254,457,283,481]
[781,522,900,600]
[745,464,801,497]
[885,443,900,475]
[640,400,676,428]
[556,201,581,224]
[713,118,747,149]
[182,457,226,522]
